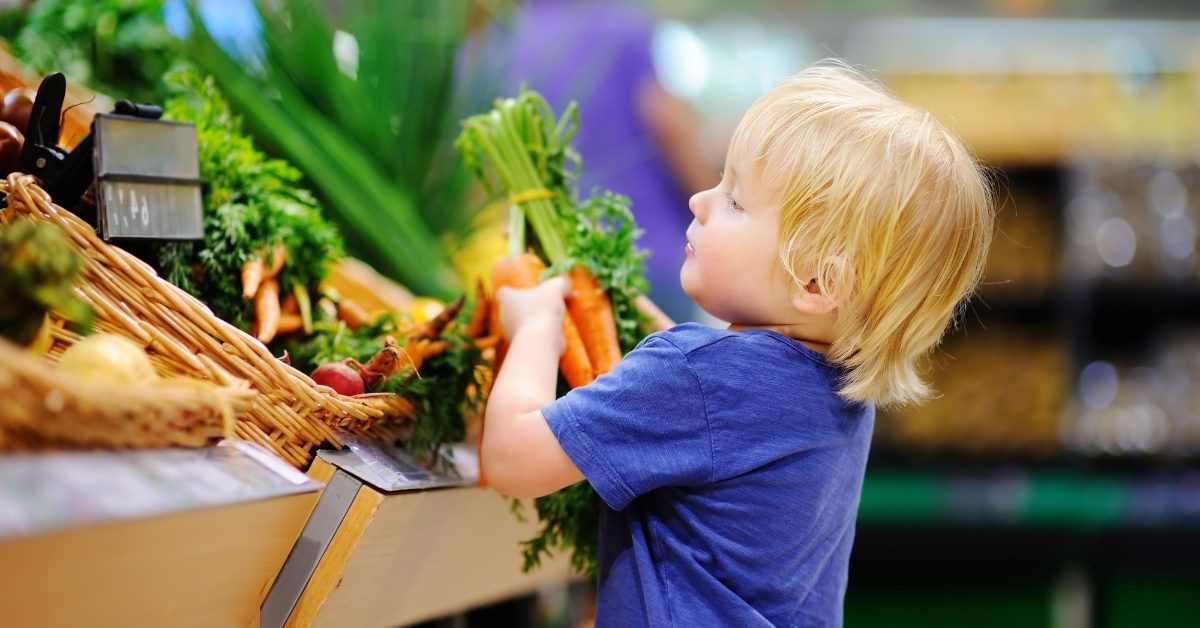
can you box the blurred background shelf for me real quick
[849,464,1200,628]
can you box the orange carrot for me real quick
[565,266,622,375]
[281,291,299,316]
[337,298,370,331]
[241,243,288,300]
[558,312,594,387]
[255,278,281,343]
[241,257,264,300]
[636,294,675,332]
[465,279,490,339]
[489,252,594,387]
[489,252,544,366]
[264,242,287,278]
[276,312,304,335]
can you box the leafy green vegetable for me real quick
[458,89,653,577]
[157,69,342,329]
[182,0,500,298]
[5,0,182,103]
[0,218,91,345]
[283,316,398,375]
[555,190,650,353]
[520,483,599,579]
[377,317,483,471]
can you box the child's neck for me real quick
[727,323,833,354]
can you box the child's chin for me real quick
[679,264,699,294]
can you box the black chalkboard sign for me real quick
[92,113,203,241]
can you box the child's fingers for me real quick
[497,276,569,304]
[496,279,569,340]
[542,275,572,299]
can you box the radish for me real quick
[311,360,364,396]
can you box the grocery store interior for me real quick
[1,0,1199,627]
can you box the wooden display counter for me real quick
[0,443,322,628]
[263,451,577,628]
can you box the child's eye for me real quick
[725,192,744,213]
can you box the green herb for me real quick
[5,0,182,103]
[519,483,600,579]
[157,69,342,329]
[555,190,650,353]
[284,315,400,376]
[0,218,92,345]
[377,315,483,471]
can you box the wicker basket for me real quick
[0,334,252,450]
[0,174,413,468]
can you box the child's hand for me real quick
[496,275,571,343]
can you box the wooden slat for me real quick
[298,486,577,628]
[306,456,338,485]
[286,485,383,627]
[0,492,319,628]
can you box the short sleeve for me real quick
[541,335,713,511]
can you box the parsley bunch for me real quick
[157,70,342,330]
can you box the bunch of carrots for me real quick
[241,242,322,344]
[460,90,653,493]
[489,253,620,386]
[458,91,624,390]
[459,89,665,576]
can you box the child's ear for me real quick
[790,278,838,316]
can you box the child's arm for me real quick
[483,276,585,499]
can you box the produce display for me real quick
[0,212,252,451]
[0,0,491,479]
[183,0,493,299]
[6,2,1194,605]
[458,89,651,577]
[156,69,342,338]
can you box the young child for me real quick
[482,61,993,626]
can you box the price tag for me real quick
[92,113,203,241]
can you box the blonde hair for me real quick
[729,61,993,407]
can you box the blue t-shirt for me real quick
[542,323,874,627]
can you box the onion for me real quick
[311,361,364,396]
[0,121,23,176]
[0,88,34,133]
[57,334,158,384]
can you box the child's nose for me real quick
[688,190,708,222]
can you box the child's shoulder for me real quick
[644,322,732,354]
[647,323,827,366]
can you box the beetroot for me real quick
[311,360,365,396]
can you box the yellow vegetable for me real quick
[403,297,445,325]
[58,334,158,384]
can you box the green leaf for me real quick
[158,69,342,330]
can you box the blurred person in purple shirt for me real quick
[486,0,717,322]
